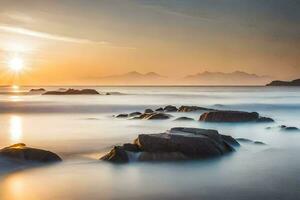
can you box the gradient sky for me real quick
[0,0,300,84]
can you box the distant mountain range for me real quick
[94,71,168,85]
[183,71,273,85]
[266,79,300,86]
[89,71,273,85]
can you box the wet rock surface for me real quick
[0,143,62,163]
[100,127,239,163]
[199,111,274,123]
[178,106,214,112]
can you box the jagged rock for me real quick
[132,112,171,120]
[199,111,274,123]
[43,88,99,95]
[101,127,238,163]
[178,106,214,112]
[174,117,194,121]
[164,105,178,112]
[0,143,62,163]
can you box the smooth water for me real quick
[0,86,299,200]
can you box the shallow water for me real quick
[0,86,299,200]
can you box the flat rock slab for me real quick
[199,111,274,123]
[100,127,239,163]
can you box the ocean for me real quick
[0,86,299,200]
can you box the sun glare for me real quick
[8,57,24,72]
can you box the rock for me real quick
[43,88,99,95]
[115,114,128,118]
[164,105,178,112]
[236,138,266,145]
[221,135,240,147]
[266,79,300,86]
[174,117,194,121]
[199,110,274,123]
[128,112,142,117]
[155,107,164,112]
[256,117,274,122]
[254,141,266,145]
[132,112,171,120]
[100,146,129,163]
[0,143,62,163]
[144,109,154,113]
[280,125,299,131]
[178,106,214,112]
[236,138,253,143]
[101,127,238,163]
[29,88,46,92]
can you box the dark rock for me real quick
[100,146,129,163]
[29,88,46,92]
[0,143,62,163]
[155,107,164,112]
[43,88,99,95]
[280,125,299,131]
[221,135,240,147]
[257,117,274,123]
[199,110,274,123]
[236,138,253,143]
[132,112,171,120]
[164,105,178,112]
[122,143,140,152]
[236,138,266,145]
[128,112,142,117]
[144,109,154,113]
[174,117,194,121]
[115,114,128,118]
[178,106,214,112]
[254,141,266,145]
[266,79,300,86]
[101,127,238,163]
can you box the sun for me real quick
[8,57,24,72]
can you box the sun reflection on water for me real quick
[9,115,23,144]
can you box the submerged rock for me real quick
[236,138,266,145]
[29,88,46,92]
[155,107,164,112]
[144,109,154,113]
[0,143,62,163]
[43,88,99,95]
[199,111,274,123]
[280,125,299,131]
[178,106,214,112]
[133,112,171,120]
[128,112,142,117]
[100,127,238,163]
[115,114,129,118]
[164,105,178,112]
[174,117,194,121]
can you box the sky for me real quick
[0,0,299,85]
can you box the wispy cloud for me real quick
[0,24,108,44]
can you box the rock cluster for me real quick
[43,88,100,95]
